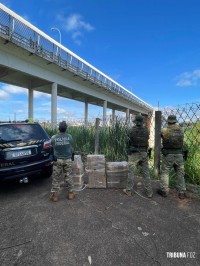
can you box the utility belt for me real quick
[162,148,182,155]
[128,146,147,154]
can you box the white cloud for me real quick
[57,107,75,116]
[34,91,51,98]
[176,69,200,87]
[3,84,28,94]
[65,14,94,32]
[56,13,94,45]
[41,101,51,106]
[57,107,67,114]
[1,84,50,99]
[0,90,9,100]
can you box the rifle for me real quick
[183,150,188,161]
[147,148,152,159]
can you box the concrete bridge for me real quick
[0,3,153,127]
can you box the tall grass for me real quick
[42,120,200,185]
[68,125,96,154]
[43,118,129,161]
[183,123,200,185]
[99,118,128,161]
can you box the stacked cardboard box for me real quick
[86,155,106,188]
[106,161,128,188]
[72,155,84,190]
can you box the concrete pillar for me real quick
[148,110,155,148]
[112,109,115,122]
[126,108,130,123]
[103,100,107,127]
[51,83,57,128]
[84,101,88,127]
[28,88,34,120]
[154,110,162,178]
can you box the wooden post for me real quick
[154,111,161,178]
[95,118,101,154]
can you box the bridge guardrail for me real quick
[0,4,153,112]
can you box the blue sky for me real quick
[0,0,200,122]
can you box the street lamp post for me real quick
[51,27,61,57]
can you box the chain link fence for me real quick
[161,103,200,185]
[147,103,200,185]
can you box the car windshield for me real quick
[0,124,48,142]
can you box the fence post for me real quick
[95,118,101,154]
[154,111,161,178]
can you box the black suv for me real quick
[0,122,54,183]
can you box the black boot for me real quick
[157,189,168,197]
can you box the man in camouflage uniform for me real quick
[157,115,186,199]
[50,121,75,202]
[123,114,153,198]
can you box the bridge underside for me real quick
[0,37,152,116]
[0,63,134,113]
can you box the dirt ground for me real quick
[0,176,199,266]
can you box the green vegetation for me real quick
[184,146,200,185]
[68,125,96,154]
[44,117,129,161]
[169,122,200,186]
[98,118,128,162]
[183,122,200,185]
[43,120,200,185]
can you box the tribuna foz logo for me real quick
[167,252,196,259]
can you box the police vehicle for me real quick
[0,121,53,183]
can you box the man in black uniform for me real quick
[157,115,186,199]
[123,114,153,198]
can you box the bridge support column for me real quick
[112,109,115,122]
[84,102,88,127]
[126,108,130,123]
[28,88,34,120]
[51,83,57,128]
[103,100,107,127]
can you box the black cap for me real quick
[167,115,177,124]
[59,121,67,131]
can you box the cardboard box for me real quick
[86,168,106,188]
[106,162,128,188]
[72,173,84,190]
[87,155,105,170]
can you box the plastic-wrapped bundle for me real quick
[86,168,106,188]
[72,155,84,175]
[86,154,106,170]
[86,155,106,188]
[106,162,128,188]
[71,155,84,189]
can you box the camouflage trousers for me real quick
[126,152,152,194]
[160,154,186,192]
[51,158,74,193]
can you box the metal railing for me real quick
[0,3,153,112]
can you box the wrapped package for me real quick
[86,169,106,188]
[86,154,106,188]
[71,155,84,190]
[86,154,106,169]
[106,162,128,188]
[72,155,84,175]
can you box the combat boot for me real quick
[123,189,132,197]
[157,189,168,197]
[50,193,58,202]
[67,191,75,200]
[146,191,153,198]
[178,191,186,199]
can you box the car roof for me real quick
[0,122,39,126]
